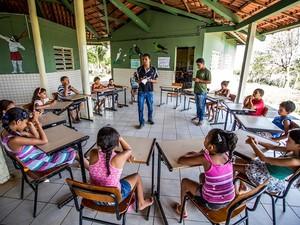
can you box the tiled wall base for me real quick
[0,70,82,104]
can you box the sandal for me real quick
[172,203,188,219]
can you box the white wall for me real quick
[113,68,175,92]
[0,70,82,104]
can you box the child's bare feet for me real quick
[138,197,154,210]
[173,203,188,218]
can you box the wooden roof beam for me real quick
[262,20,300,35]
[103,0,110,35]
[109,0,150,32]
[235,0,300,31]
[60,0,101,39]
[182,0,190,13]
[199,0,242,23]
[134,0,213,24]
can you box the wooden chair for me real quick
[166,83,183,104]
[66,178,137,225]
[236,168,300,225]
[187,96,195,109]
[1,145,73,217]
[179,179,268,225]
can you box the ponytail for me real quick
[208,129,238,162]
[96,126,120,176]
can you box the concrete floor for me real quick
[0,95,300,225]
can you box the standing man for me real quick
[136,53,158,129]
[192,58,211,126]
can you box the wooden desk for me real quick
[224,102,256,130]
[45,101,73,111]
[234,114,283,133]
[234,129,276,160]
[39,113,66,129]
[156,139,204,170]
[207,93,232,125]
[159,85,183,109]
[64,94,87,101]
[181,88,194,111]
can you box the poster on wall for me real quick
[158,57,170,69]
[130,58,140,69]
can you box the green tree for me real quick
[249,51,273,84]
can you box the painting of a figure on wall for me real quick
[0,31,27,73]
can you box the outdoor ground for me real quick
[0,95,300,225]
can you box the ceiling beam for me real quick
[262,20,300,35]
[109,0,150,32]
[134,0,213,24]
[60,0,101,39]
[102,0,110,34]
[126,0,150,9]
[182,0,190,13]
[235,0,300,30]
[199,0,242,23]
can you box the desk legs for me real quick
[210,100,225,126]
[153,150,169,225]
[146,147,155,220]
[80,97,93,122]
[224,109,230,130]
[159,88,163,106]
[57,142,87,209]
[66,108,75,130]
[174,89,179,109]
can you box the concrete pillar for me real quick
[236,22,257,103]
[27,0,49,94]
[74,0,93,119]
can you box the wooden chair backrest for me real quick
[229,94,236,102]
[172,82,183,88]
[66,178,122,203]
[262,106,269,117]
[227,180,268,212]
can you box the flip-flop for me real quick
[172,203,188,219]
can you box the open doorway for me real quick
[175,47,195,88]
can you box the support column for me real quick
[27,0,48,93]
[236,22,256,103]
[74,0,93,119]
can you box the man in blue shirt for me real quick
[135,54,158,129]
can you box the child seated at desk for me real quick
[243,88,265,116]
[91,77,107,113]
[234,129,300,193]
[0,100,15,118]
[207,81,230,122]
[89,126,153,210]
[31,87,56,114]
[272,100,296,141]
[0,107,89,171]
[58,76,82,123]
[130,73,139,103]
[174,129,238,217]
[107,78,121,107]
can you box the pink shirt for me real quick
[202,150,235,204]
[249,99,265,116]
[89,151,122,190]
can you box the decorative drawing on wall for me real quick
[114,48,126,64]
[0,31,27,73]
[129,44,143,58]
[153,42,168,54]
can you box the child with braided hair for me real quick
[88,127,153,210]
[174,129,238,218]
[0,107,89,171]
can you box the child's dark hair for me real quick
[94,76,100,82]
[221,81,229,86]
[289,129,300,144]
[96,127,120,176]
[109,78,114,82]
[142,53,151,59]
[60,76,68,82]
[2,107,29,135]
[280,101,296,113]
[207,128,238,161]
[0,100,14,118]
[196,58,205,64]
[254,88,264,97]
[32,87,46,104]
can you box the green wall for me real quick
[110,10,237,76]
[0,13,80,74]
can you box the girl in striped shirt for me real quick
[0,107,89,171]
[174,129,238,218]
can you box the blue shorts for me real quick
[120,179,131,199]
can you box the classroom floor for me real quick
[1,95,300,225]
